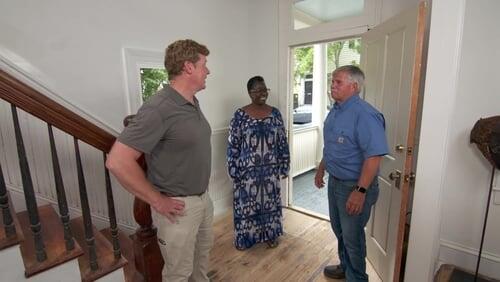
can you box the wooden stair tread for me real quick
[101,227,142,282]
[17,204,84,277]
[0,191,24,249]
[70,217,127,282]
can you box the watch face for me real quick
[356,186,367,193]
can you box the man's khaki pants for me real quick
[153,192,214,282]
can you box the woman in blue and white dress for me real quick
[227,76,290,250]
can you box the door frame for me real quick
[405,0,467,281]
[278,1,428,280]
[278,0,369,207]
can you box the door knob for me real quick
[388,170,401,180]
[395,144,405,152]
[388,170,402,189]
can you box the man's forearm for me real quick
[108,159,162,206]
[105,142,162,208]
[357,156,382,188]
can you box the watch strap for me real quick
[355,185,367,194]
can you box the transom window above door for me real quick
[293,0,365,30]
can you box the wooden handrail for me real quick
[0,68,161,281]
[0,70,115,152]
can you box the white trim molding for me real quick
[122,48,164,114]
[439,239,500,280]
[405,0,466,281]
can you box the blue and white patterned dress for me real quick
[227,107,290,249]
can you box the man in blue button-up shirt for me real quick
[314,65,388,282]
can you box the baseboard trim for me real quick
[439,239,500,280]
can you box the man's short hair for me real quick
[164,39,210,78]
[333,65,365,91]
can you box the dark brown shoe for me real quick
[267,239,279,248]
[324,264,345,279]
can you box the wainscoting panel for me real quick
[0,99,233,231]
[291,126,320,177]
[0,99,21,189]
[208,128,233,217]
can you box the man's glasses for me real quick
[250,88,270,94]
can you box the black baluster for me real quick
[47,124,74,251]
[11,105,47,262]
[103,153,121,259]
[0,161,16,237]
[73,138,98,271]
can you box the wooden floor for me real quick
[209,208,381,282]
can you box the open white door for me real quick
[361,2,427,281]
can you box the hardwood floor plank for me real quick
[209,208,381,282]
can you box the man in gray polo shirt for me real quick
[106,39,213,282]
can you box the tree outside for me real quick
[327,38,361,71]
[140,68,168,102]
[293,38,361,95]
[293,38,361,111]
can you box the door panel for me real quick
[361,2,427,281]
[371,177,393,251]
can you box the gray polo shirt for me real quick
[118,85,212,196]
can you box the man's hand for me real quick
[346,191,366,215]
[314,169,325,188]
[152,196,186,223]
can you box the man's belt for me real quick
[160,191,205,197]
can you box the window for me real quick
[140,68,168,102]
[293,0,365,30]
[291,38,361,126]
[326,38,361,110]
[123,48,164,113]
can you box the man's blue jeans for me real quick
[328,175,379,282]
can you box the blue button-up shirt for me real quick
[323,94,389,180]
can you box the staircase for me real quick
[0,69,163,281]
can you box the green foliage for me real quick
[327,39,361,69]
[293,46,314,85]
[294,39,361,87]
[140,68,168,102]
[327,41,345,69]
[348,39,361,54]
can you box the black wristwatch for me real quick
[355,185,367,194]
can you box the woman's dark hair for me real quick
[247,76,265,92]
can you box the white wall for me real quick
[437,0,500,278]
[379,0,422,23]
[246,0,280,110]
[407,0,500,280]
[0,0,280,225]
[0,0,275,131]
